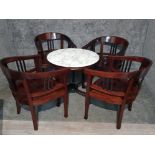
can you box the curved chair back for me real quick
[81,36,129,88]
[0,55,42,99]
[83,36,129,56]
[34,32,77,64]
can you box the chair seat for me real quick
[89,89,123,105]
[15,79,66,106]
[89,78,139,105]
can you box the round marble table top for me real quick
[47,48,99,68]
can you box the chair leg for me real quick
[30,105,38,130]
[117,104,125,129]
[128,102,133,111]
[84,96,90,119]
[15,101,21,114]
[56,98,61,107]
[82,73,85,89]
[64,93,68,118]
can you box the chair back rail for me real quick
[82,36,129,56]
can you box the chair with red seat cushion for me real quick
[0,55,69,130]
[84,55,152,129]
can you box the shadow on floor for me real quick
[91,98,118,111]
[22,100,58,112]
[0,99,3,135]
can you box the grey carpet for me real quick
[0,83,155,125]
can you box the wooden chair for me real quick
[34,32,77,65]
[81,36,129,88]
[0,55,69,130]
[84,55,152,129]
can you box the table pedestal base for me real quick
[68,83,86,96]
[68,83,78,92]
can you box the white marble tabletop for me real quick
[47,48,99,68]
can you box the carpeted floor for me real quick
[0,83,155,134]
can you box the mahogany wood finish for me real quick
[0,55,69,130]
[82,36,129,88]
[84,55,152,129]
[34,32,77,65]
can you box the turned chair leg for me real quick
[15,101,21,114]
[82,73,85,89]
[117,104,125,129]
[30,105,38,130]
[84,96,90,119]
[56,98,61,107]
[64,93,68,118]
[128,102,133,111]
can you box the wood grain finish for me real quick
[0,55,69,130]
[84,55,152,129]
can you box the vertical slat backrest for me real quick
[109,44,118,55]
[15,59,27,72]
[34,32,76,64]
[35,33,60,52]
[47,39,54,51]
[35,32,76,51]
[83,36,129,56]
[109,56,152,89]
[0,55,42,92]
[120,59,132,72]
[0,58,23,93]
[103,36,128,55]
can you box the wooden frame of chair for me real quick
[0,55,70,130]
[83,55,152,129]
[82,36,129,88]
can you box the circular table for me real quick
[47,48,99,69]
[47,48,99,95]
